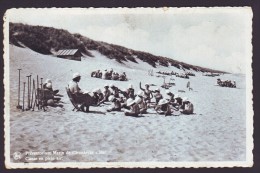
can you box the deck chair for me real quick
[65,87,94,112]
[65,87,84,112]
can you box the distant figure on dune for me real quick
[104,70,111,80]
[119,72,127,81]
[180,97,194,115]
[148,69,153,76]
[68,72,92,112]
[187,81,191,90]
[124,98,140,117]
[112,71,119,80]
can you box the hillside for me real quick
[9,22,225,73]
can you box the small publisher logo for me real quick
[13,152,22,160]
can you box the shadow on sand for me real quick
[86,110,106,115]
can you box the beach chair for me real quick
[65,87,94,112]
[65,87,85,112]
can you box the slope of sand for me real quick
[8,45,246,162]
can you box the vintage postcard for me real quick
[3,7,253,168]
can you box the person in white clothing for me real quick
[68,72,92,112]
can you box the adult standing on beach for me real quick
[187,81,192,91]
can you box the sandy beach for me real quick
[8,45,246,163]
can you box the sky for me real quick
[6,8,252,73]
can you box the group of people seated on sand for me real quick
[175,73,189,79]
[157,71,173,76]
[157,71,190,79]
[66,72,194,116]
[91,68,127,81]
[217,79,236,88]
[204,72,221,77]
[185,72,195,76]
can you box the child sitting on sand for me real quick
[97,84,111,106]
[43,78,60,95]
[92,88,103,106]
[180,97,194,115]
[43,83,63,108]
[165,90,175,103]
[110,84,120,98]
[124,98,140,117]
[136,90,148,114]
[126,84,135,99]
[174,94,183,107]
[152,88,163,105]
[139,82,153,103]
[165,91,180,110]
[107,95,121,112]
[155,99,172,116]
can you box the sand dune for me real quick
[8,45,246,162]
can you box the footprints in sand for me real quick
[9,100,246,162]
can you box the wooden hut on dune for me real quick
[56,49,82,61]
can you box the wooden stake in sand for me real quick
[37,75,39,110]
[26,75,30,110]
[22,82,25,112]
[40,78,46,111]
[29,75,32,108]
[30,79,35,109]
[32,79,36,111]
[16,69,22,109]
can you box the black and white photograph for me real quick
[4,7,253,168]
